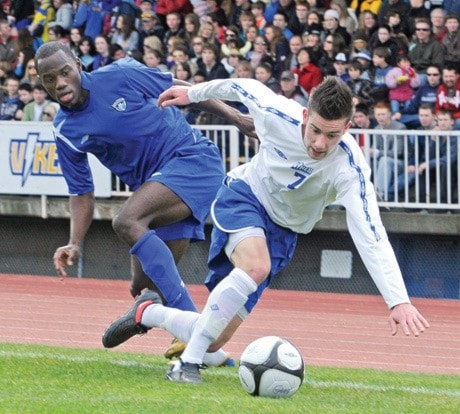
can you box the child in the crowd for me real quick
[333,52,350,82]
[346,60,374,108]
[371,46,393,103]
[385,55,421,120]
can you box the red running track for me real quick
[1,274,459,375]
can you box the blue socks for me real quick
[130,230,197,312]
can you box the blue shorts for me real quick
[148,140,224,242]
[205,178,298,313]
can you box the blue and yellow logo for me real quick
[9,132,62,186]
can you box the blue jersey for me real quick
[53,58,210,195]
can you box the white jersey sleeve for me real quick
[335,136,410,308]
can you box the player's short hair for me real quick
[35,41,75,67]
[308,76,353,121]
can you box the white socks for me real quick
[141,301,231,366]
[181,268,257,365]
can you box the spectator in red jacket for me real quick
[436,66,460,130]
[292,46,323,94]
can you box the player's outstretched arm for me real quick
[160,83,257,138]
[388,303,430,337]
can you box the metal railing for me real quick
[111,125,459,211]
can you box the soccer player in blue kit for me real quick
[35,42,254,366]
[103,76,430,383]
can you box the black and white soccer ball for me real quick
[238,336,304,398]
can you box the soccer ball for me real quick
[238,336,304,398]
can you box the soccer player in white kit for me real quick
[103,77,429,383]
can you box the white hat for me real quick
[324,9,340,21]
[334,52,347,62]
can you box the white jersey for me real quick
[189,78,410,308]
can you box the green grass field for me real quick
[0,343,458,414]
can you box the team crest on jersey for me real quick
[112,97,126,111]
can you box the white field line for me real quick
[1,350,459,398]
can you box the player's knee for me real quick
[112,213,134,240]
[245,262,271,285]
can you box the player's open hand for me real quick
[389,303,429,337]
[53,244,80,279]
[158,86,191,108]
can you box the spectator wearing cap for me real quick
[333,52,350,82]
[138,11,166,52]
[279,69,309,106]
[322,8,351,46]
[292,46,323,94]
[351,50,372,80]
[408,17,444,76]
[442,13,460,72]
[139,0,155,14]
[330,0,357,36]
[351,31,368,56]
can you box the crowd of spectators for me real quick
[0,0,458,204]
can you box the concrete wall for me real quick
[1,210,458,299]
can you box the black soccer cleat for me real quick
[102,289,162,348]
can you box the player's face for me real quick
[302,110,351,160]
[37,50,86,109]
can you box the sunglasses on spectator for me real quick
[427,73,440,76]
[416,27,430,31]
